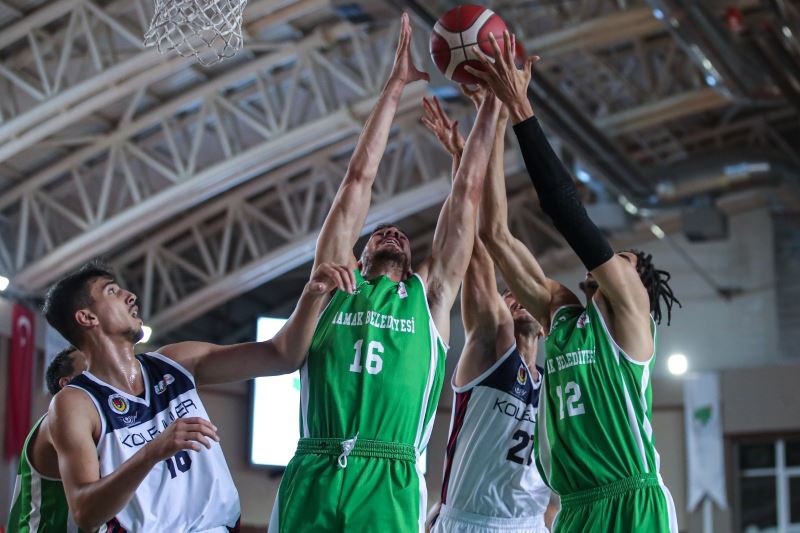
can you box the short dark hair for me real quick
[628,249,681,325]
[42,261,115,348]
[45,346,79,395]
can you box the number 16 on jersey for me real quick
[349,339,384,375]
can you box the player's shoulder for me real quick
[49,386,100,434]
[51,385,94,412]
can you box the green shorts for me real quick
[554,474,678,533]
[269,438,425,532]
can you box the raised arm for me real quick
[472,87,578,327]
[158,263,355,385]
[314,13,428,269]
[50,389,218,531]
[469,31,652,357]
[421,95,513,384]
[418,95,501,343]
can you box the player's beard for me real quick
[514,316,540,337]
[369,247,409,275]
[125,326,144,344]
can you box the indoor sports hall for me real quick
[0,1,798,532]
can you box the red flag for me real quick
[4,304,35,459]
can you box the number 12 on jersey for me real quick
[349,339,384,375]
[555,381,585,420]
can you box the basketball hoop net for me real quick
[144,0,248,66]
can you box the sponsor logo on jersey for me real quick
[108,394,130,414]
[516,364,528,386]
[397,282,408,299]
[122,414,139,425]
[577,313,590,329]
[493,398,535,423]
[154,373,175,395]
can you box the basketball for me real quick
[429,5,510,84]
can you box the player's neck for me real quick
[361,261,406,283]
[82,334,142,394]
[515,333,539,380]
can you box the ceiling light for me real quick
[650,224,666,239]
[140,325,153,344]
[0,276,8,291]
[668,353,688,376]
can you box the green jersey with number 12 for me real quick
[535,299,664,495]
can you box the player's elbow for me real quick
[72,506,102,533]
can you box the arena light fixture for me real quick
[140,325,153,344]
[0,275,8,291]
[667,353,688,376]
[650,224,666,239]
[576,169,592,183]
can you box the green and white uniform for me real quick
[535,299,677,532]
[270,271,447,532]
[7,415,78,533]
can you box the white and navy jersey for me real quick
[439,345,550,520]
[67,352,240,533]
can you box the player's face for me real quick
[364,226,412,268]
[85,277,144,343]
[502,291,538,326]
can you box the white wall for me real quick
[547,207,782,375]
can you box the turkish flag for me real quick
[4,304,35,459]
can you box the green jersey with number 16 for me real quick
[301,269,447,451]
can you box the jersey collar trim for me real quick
[80,359,151,406]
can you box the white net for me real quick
[144,0,248,66]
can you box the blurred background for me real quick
[0,0,799,531]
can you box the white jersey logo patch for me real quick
[108,394,129,414]
[154,373,175,395]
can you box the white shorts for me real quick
[431,504,549,533]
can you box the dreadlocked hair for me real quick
[627,249,681,325]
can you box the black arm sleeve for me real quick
[512,116,614,271]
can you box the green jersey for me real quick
[301,270,447,449]
[7,415,78,533]
[535,300,662,495]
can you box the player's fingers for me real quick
[347,268,356,294]
[504,31,515,67]
[185,432,212,449]
[422,97,436,116]
[179,417,217,431]
[470,45,494,72]
[333,265,353,294]
[183,422,219,441]
[464,65,490,81]
[488,32,504,65]
[432,97,448,122]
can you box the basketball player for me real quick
[7,347,87,533]
[466,32,682,532]
[421,89,554,533]
[268,14,502,533]
[42,260,355,532]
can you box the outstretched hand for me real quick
[390,13,430,85]
[421,96,464,157]
[464,31,539,124]
[308,262,357,295]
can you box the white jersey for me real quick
[436,345,550,526]
[68,352,240,533]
